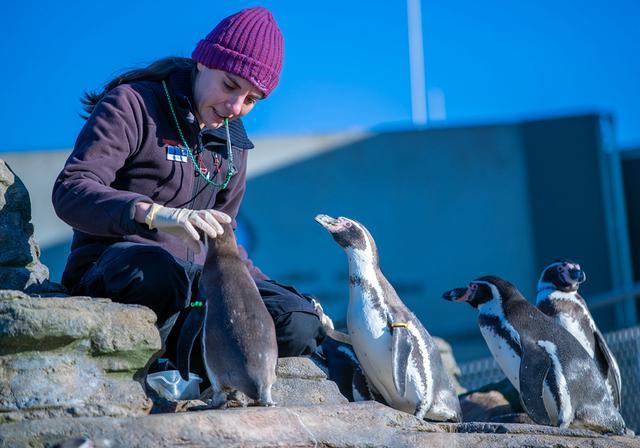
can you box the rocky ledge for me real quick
[2,402,638,448]
[0,290,161,423]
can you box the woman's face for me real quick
[193,63,263,129]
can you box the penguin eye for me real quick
[470,284,478,291]
[556,266,563,272]
[344,221,352,228]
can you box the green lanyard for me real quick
[162,79,236,189]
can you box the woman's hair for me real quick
[80,56,195,119]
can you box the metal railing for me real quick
[587,283,640,310]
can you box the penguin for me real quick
[536,259,622,409]
[177,223,277,407]
[443,275,625,433]
[314,334,386,403]
[315,214,461,422]
[310,297,384,403]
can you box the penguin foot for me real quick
[258,386,275,407]
[209,391,227,409]
[227,389,251,407]
[248,398,276,407]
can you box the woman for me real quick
[52,7,325,374]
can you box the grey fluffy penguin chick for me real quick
[178,223,277,407]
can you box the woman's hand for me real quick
[141,203,231,253]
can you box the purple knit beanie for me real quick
[192,7,284,98]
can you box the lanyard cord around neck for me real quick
[162,79,236,189]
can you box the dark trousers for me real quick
[71,242,326,368]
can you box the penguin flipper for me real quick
[391,325,413,398]
[518,340,552,426]
[594,329,622,408]
[177,307,205,381]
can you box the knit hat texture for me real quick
[192,6,284,97]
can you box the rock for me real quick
[273,357,348,406]
[272,376,347,406]
[459,377,524,423]
[2,402,638,448]
[170,357,347,410]
[460,390,514,423]
[434,336,466,394]
[0,292,162,423]
[0,159,51,293]
[276,355,328,380]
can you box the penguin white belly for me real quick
[479,325,521,391]
[347,291,417,414]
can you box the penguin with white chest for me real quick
[443,276,625,433]
[315,214,461,421]
[177,223,277,408]
[536,259,622,409]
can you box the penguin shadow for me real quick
[198,387,267,409]
[146,382,248,414]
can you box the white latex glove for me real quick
[145,203,231,253]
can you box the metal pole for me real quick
[407,0,428,125]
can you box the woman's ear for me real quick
[196,62,205,72]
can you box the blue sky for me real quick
[1,0,638,152]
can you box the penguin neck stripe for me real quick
[548,291,589,313]
[536,283,557,303]
[476,282,521,348]
[479,314,522,357]
[346,228,388,325]
[337,345,359,364]
[544,293,597,334]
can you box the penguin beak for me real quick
[315,214,345,232]
[442,287,470,302]
[315,214,337,227]
[568,268,586,284]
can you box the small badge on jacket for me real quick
[166,145,188,162]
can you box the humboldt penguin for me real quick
[310,298,385,402]
[315,214,460,421]
[443,275,625,433]
[536,259,622,409]
[177,224,277,407]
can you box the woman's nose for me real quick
[226,96,244,117]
